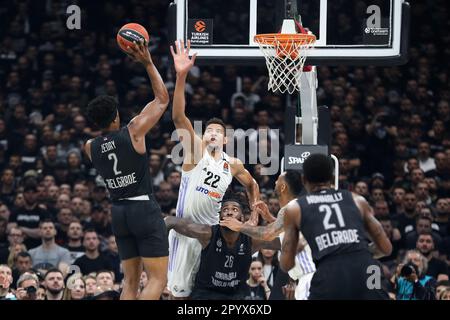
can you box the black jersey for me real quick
[90,126,153,201]
[298,189,369,264]
[194,225,252,295]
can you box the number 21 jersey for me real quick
[298,189,369,263]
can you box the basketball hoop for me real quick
[254,22,316,94]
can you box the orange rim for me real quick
[254,33,316,45]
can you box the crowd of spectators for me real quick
[0,0,449,300]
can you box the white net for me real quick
[255,34,316,94]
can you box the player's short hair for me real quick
[221,190,250,216]
[85,95,118,129]
[205,117,226,133]
[283,170,303,196]
[303,154,334,184]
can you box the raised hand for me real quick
[170,39,197,76]
[254,200,276,223]
[127,39,152,67]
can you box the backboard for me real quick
[169,0,410,65]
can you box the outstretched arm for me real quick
[170,40,202,168]
[353,193,392,257]
[127,40,170,143]
[280,200,301,272]
[220,210,285,241]
[164,216,211,248]
[231,158,260,225]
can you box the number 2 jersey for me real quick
[298,189,369,264]
[176,151,233,225]
[89,126,153,201]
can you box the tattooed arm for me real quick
[280,200,301,272]
[252,237,281,253]
[165,216,212,248]
[220,211,285,241]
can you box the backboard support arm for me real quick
[297,67,319,145]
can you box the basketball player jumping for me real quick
[84,40,169,300]
[165,193,279,300]
[280,154,392,299]
[221,170,316,300]
[168,40,260,298]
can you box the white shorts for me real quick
[295,272,315,300]
[167,229,202,297]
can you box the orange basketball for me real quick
[276,41,299,60]
[116,23,150,54]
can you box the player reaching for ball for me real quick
[167,40,261,299]
[84,34,169,300]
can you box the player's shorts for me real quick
[295,272,314,300]
[167,229,202,297]
[268,270,290,300]
[111,196,168,260]
[308,250,389,300]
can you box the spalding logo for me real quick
[288,152,311,164]
[119,29,144,42]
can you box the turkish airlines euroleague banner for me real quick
[188,19,213,45]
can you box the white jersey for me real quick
[168,150,234,297]
[279,232,316,280]
[279,231,316,300]
[176,151,233,225]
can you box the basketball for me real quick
[116,23,150,53]
[276,41,299,60]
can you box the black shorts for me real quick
[308,251,389,300]
[269,269,290,300]
[111,197,168,260]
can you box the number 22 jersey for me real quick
[176,151,233,225]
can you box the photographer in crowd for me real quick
[15,273,39,300]
[392,250,436,300]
